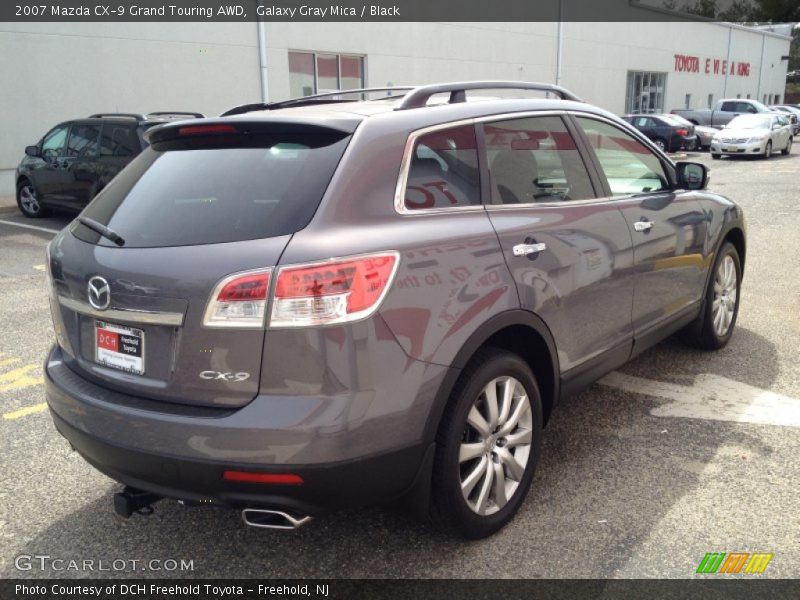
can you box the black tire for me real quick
[763,141,772,159]
[429,347,543,539]
[680,242,741,350]
[16,179,49,218]
[711,153,721,159]
[781,136,792,156]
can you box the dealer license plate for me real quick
[95,321,145,375]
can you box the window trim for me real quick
[394,110,679,216]
[393,118,485,216]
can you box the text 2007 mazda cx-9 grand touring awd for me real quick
[44,82,745,538]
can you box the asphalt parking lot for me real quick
[0,151,798,579]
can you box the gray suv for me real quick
[44,82,745,539]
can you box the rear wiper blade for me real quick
[76,216,125,247]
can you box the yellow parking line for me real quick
[0,357,21,368]
[3,402,47,420]
[33,264,46,271]
[0,365,41,393]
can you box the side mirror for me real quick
[25,145,41,157]
[676,161,708,191]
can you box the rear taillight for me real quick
[676,128,689,136]
[203,269,271,328]
[271,252,399,328]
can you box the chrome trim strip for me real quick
[58,296,184,327]
[393,108,673,216]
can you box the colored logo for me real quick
[696,552,773,574]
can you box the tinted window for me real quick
[99,124,139,157]
[41,125,69,157]
[485,116,595,203]
[66,123,101,157]
[404,124,480,210]
[74,132,350,248]
[576,117,669,196]
[721,102,738,112]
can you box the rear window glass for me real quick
[404,124,480,210]
[73,131,350,248]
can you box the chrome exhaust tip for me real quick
[241,508,312,530]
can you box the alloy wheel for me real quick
[712,255,737,337]
[459,376,533,516]
[19,185,40,214]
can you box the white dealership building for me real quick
[0,19,792,196]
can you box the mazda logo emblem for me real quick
[87,276,111,310]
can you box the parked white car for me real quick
[710,113,793,159]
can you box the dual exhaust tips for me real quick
[114,487,312,530]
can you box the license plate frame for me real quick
[95,320,145,375]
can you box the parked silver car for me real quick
[710,113,793,159]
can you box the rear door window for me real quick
[99,124,140,156]
[403,124,481,210]
[73,130,351,247]
[66,123,102,157]
[484,115,595,203]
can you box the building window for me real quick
[625,71,667,114]
[774,94,781,104]
[288,51,365,97]
[763,94,768,103]
[684,94,691,109]
[708,94,714,108]
[736,93,742,99]
[747,93,751,99]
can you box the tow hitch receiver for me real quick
[113,486,163,518]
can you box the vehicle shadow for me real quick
[5,328,780,578]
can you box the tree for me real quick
[682,0,718,18]
[747,0,800,22]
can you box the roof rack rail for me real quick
[395,81,583,110]
[88,113,146,120]
[220,87,415,117]
[148,111,205,118]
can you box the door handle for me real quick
[633,219,654,233]
[513,242,547,257]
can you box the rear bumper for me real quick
[709,140,768,155]
[49,408,430,515]
[45,345,440,514]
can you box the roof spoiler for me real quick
[220,87,416,117]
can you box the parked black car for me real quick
[16,112,203,217]
[621,114,698,153]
